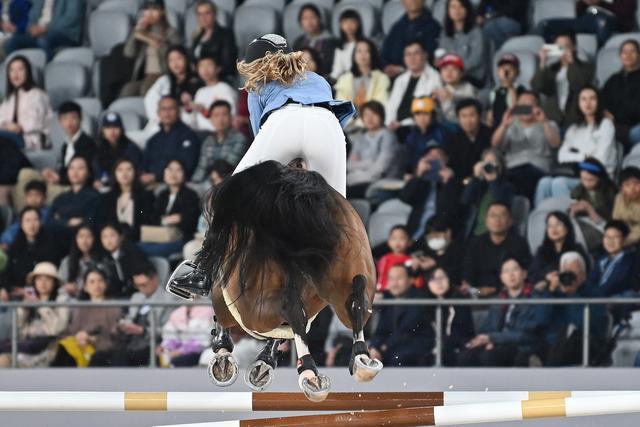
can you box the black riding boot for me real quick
[167,260,212,299]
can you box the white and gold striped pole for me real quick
[152,393,640,427]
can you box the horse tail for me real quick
[197,160,344,297]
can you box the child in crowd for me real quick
[404,96,448,177]
[376,225,412,291]
[433,53,476,124]
[186,55,238,132]
[1,180,48,248]
[487,53,523,128]
[612,167,640,245]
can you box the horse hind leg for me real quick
[281,281,331,402]
[347,274,383,382]
[207,316,239,387]
[244,338,282,391]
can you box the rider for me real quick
[168,34,355,297]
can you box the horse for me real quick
[171,160,382,402]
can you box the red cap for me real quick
[436,53,465,71]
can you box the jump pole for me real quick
[0,391,638,412]
[153,393,640,427]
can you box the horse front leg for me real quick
[282,284,331,402]
[347,275,383,382]
[207,316,239,387]
[244,338,282,391]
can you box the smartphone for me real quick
[544,43,563,57]
[512,105,533,116]
[424,159,442,182]
[24,287,36,298]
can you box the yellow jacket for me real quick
[334,70,390,106]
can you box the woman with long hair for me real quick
[334,38,390,113]
[98,158,154,242]
[0,55,52,151]
[535,86,617,206]
[529,211,589,289]
[59,224,101,298]
[330,9,363,80]
[439,0,489,86]
[170,33,356,297]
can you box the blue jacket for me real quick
[28,0,84,44]
[0,0,30,33]
[535,284,607,346]
[588,250,636,297]
[248,71,355,136]
[381,8,441,66]
[404,123,448,174]
[481,286,538,352]
[0,207,49,245]
[143,121,201,181]
[369,286,433,364]
[47,187,99,226]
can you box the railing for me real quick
[1,297,639,369]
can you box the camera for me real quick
[559,271,577,286]
[483,162,498,174]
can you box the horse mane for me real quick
[197,160,344,299]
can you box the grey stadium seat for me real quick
[0,48,47,96]
[532,0,575,28]
[74,97,103,121]
[604,32,640,50]
[108,96,147,118]
[376,198,413,216]
[234,5,280,57]
[576,33,598,62]
[165,0,188,14]
[89,10,131,57]
[0,205,13,234]
[331,1,378,38]
[501,35,545,56]
[283,1,331,44]
[492,50,537,89]
[432,0,446,26]
[45,62,90,110]
[96,0,139,17]
[150,256,170,288]
[349,198,372,227]
[368,211,410,248]
[510,195,530,238]
[211,0,237,15]
[382,0,405,35]
[243,0,286,10]
[527,197,575,253]
[52,47,96,71]
[596,47,621,87]
[114,110,144,132]
[623,153,640,169]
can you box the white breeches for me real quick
[233,104,347,197]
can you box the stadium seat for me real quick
[511,195,530,238]
[89,10,131,57]
[0,48,46,96]
[492,49,537,89]
[108,96,147,118]
[44,62,90,110]
[331,1,378,38]
[576,33,597,62]
[110,110,144,133]
[211,0,237,15]
[0,205,13,234]
[283,1,332,44]
[165,0,188,14]
[364,0,384,11]
[501,35,545,56]
[243,0,286,10]
[234,5,280,57]
[74,97,103,122]
[52,47,96,71]
[604,32,640,50]
[532,0,575,28]
[368,211,410,247]
[596,47,621,86]
[376,198,413,216]
[527,197,587,253]
[432,0,446,26]
[622,153,640,169]
[382,0,405,35]
[348,198,372,227]
[149,256,170,288]
[96,0,139,17]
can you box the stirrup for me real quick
[165,260,211,300]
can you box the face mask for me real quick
[427,237,447,252]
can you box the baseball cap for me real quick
[142,0,165,9]
[101,111,123,128]
[244,34,291,63]
[411,96,436,114]
[436,53,465,71]
[497,53,520,69]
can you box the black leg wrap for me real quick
[296,354,319,376]
[349,340,369,375]
[256,339,281,369]
[211,323,234,353]
[167,261,212,298]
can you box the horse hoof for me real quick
[207,351,238,387]
[352,354,383,383]
[244,360,274,391]
[300,373,331,402]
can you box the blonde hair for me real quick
[237,51,307,92]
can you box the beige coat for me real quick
[0,88,53,151]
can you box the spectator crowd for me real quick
[1,0,640,369]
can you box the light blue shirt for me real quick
[248,71,355,136]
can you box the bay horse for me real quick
[174,160,382,402]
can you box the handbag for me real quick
[140,225,183,243]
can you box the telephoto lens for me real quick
[483,162,497,174]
